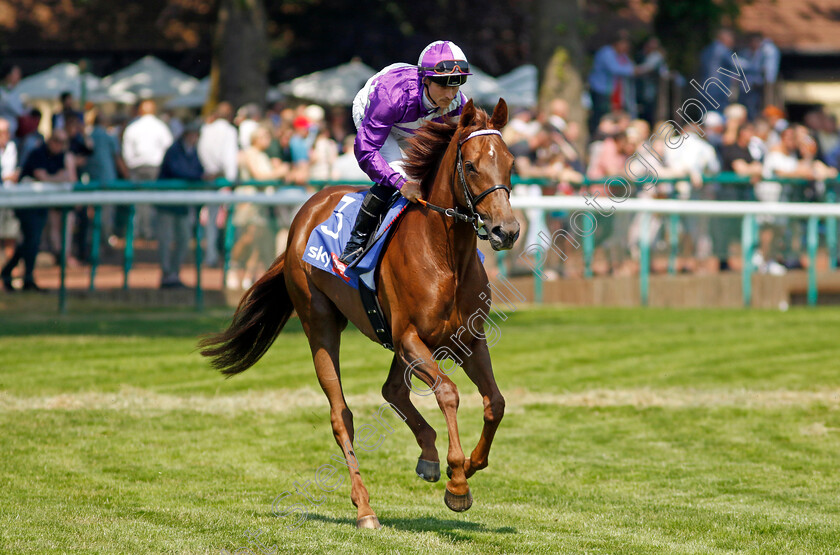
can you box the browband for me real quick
[460,129,502,145]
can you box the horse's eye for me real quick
[465,161,477,174]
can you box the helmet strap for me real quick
[422,79,432,102]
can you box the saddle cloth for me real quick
[302,190,408,290]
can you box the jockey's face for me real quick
[424,78,459,111]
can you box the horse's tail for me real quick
[199,253,294,376]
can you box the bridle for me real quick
[418,129,511,239]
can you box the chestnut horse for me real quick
[200,99,519,529]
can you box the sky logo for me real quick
[306,245,331,268]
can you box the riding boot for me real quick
[338,188,389,266]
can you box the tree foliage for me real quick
[653,0,746,76]
[0,0,533,82]
[0,0,753,113]
[262,0,531,79]
[0,0,215,51]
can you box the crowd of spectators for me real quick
[1,28,839,291]
[0,69,362,290]
[507,99,839,279]
[504,28,839,279]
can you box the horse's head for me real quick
[455,99,520,251]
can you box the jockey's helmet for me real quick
[418,41,472,87]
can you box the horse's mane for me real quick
[403,109,489,187]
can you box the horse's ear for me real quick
[490,98,508,130]
[459,98,476,129]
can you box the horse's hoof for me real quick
[444,487,473,512]
[415,458,440,482]
[356,515,382,529]
[446,465,453,479]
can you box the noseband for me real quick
[418,128,511,239]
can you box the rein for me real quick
[417,128,511,239]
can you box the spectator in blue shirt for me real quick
[740,33,781,120]
[588,31,640,134]
[87,114,127,185]
[826,141,840,172]
[156,121,207,289]
[87,113,129,242]
[699,29,736,111]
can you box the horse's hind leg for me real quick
[298,288,380,529]
[381,355,440,482]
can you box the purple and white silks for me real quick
[352,63,466,190]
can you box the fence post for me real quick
[495,251,507,278]
[195,205,204,312]
[807,215,818,307]
[534,249,543,304]
[668,213,679,274]
[640,212,651,306]
[827,189,837,270]
[89,206,102,291]
[583,230,593,278]
[741,214,754,307]
[123,205,135,290]
[223,206,235,287]
[58,208,70,314]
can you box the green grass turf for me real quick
[1,305,840,554]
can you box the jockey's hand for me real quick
[400,180,423,203]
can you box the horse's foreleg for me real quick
[381,355,440,481]
[460,341,505,479]
[398,333,472,512]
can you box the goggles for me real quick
[420,60,470,87]
[422,60,471,75]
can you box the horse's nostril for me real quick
[496,224,519,246]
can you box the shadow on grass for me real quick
[305,512,516,540]
[0,310,309,338]
[0,303,555,339]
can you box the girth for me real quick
[359,282,393,350]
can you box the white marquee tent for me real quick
[16,58,539,112]
[165,77,210,109]
[496,64,539,108]
[460,66,501,106]
[275,59,376,105]
[275,60,512,108]
[100,56,199,102]
[16,63,103,101]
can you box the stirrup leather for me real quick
[338,190,388,266]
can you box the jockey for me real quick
[337,40,472,266]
